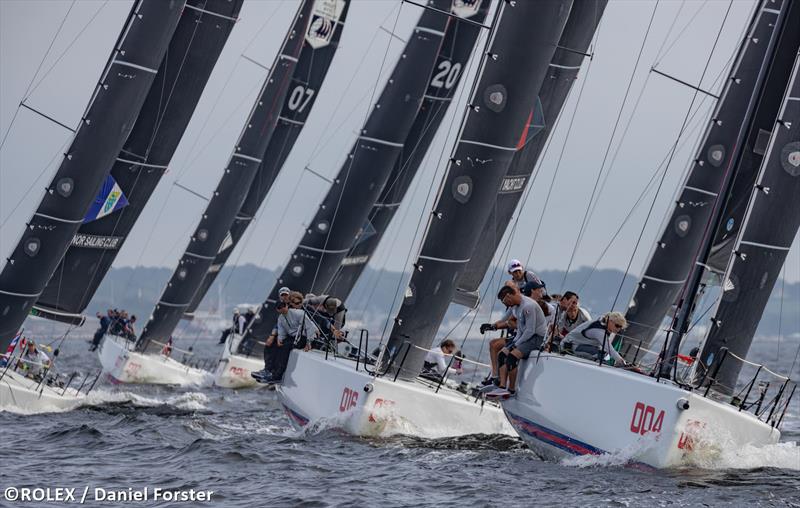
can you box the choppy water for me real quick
[1,337,799,507]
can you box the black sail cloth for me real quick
[245,0,452,343]
[0,0,184,348]
[185,0,351,317]
[326,1,490,301]
[621,0,792,357]
[697,51,800,395]
[33,0,243,326]
[138,0,314,353]
[453,0,607,307]
[385,0,574,381]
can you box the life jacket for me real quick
[580,319,607,341]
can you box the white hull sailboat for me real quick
[0,369,87,414]
[277,349,515,437]
[503,353,779,469]
[98,335,210,386]
[213,335,262,389]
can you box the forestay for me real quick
[0,0,184,348]
[385,0,574,381]
[33,0,243,326]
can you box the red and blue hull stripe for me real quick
[282,404,309,427]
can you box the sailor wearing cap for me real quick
[506,259,543,293]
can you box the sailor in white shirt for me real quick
[563,311,628,366]
[423,339,462,378]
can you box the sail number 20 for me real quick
[430,60,462,90]
[630,402,665,435]
[288,85,315,113]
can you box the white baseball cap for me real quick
[278,286,291,296]
[507,259,523,273]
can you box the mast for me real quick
[385,0,574,381]
[137,0,314,353]
[453,0,607,307]
[244,0,452,343]
[659,0,796,379]
[621,0,792,358]
[326,1,490,301]
[32,0,243,326]
[0,0,184,348]
[184,0,350,317]
[696,49,800,394]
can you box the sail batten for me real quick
[385,0,575,380]
[33,0,244,325]
[0,0,185,348]
[244,0,453,345]
[138,0,317,353]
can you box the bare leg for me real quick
[489,338,504,377]
[498,363,508,388]
[507,350,524,391]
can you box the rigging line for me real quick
[609,0,735,316]
[23,1,110,103]
[17,103,75,133]
[0,138,71,230]
[651,68,719,99]
[560,1,661,292]
[653,0,709,66]
[0,0,78,153]
[307,2,405,292]
[379,5,500,343]
[776,264,784,365]
[653,0,688,64]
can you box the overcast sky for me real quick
[1,0,798,302]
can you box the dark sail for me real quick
[185,0,350,316]
[32,0,243,326]
[697,50,800,394]
[385,0,574,380]
[705,3,800,275]
[245,0,451,343]
[326,1,489,301]
[0,0,183,348]
[138,0,314,353]
[621,0,791,356]
[453,0,607,307]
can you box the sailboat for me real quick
[504,0,799,468]
[0,0,186,411]
[276,0,576,438]
[99,0,315,385]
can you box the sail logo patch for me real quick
[71,234,123,250]
[83,174,128,223]
[342,255,368,266]
[453,0,482,19]
[500,176,527,193]
[782,142,800,176]
[306,0,345,49]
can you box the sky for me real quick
[1,0,798,299]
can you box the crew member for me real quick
[562,312,628,366]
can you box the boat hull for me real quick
[277,350,516,438]
[0,369,85,414]
[213,339,262,389]
[503,353,780,468]
[98,335,210,386]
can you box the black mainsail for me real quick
[0,0,184,347]
[326,1,489,300]
[385,0,574,380]
[32,0,243,326]
[621,0,792,356]
[184,0,350,316]
[452,0,607,307]
[697,50,800,394]
[138,0,314,352]
[245,0,451,343]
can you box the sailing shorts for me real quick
[513,334,545,358]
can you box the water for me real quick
[1,337,798,507]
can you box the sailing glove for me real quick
[479,323,496,334]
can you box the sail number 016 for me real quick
[430,61,462,89]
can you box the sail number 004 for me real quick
[630,402,665,435]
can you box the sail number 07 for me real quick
[288,85,315,113]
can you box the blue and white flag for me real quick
[0,331,23,367]
[83,174,129,223]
